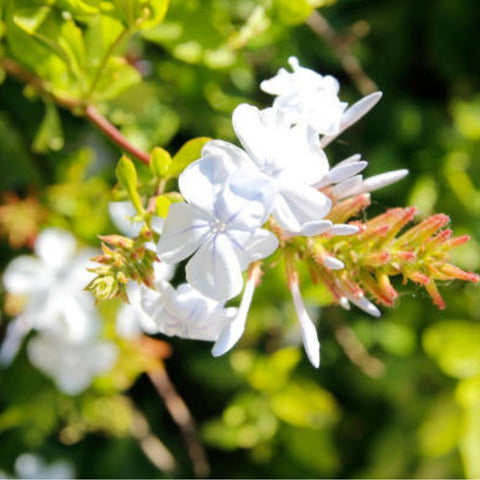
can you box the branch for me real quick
[130,405,177,475]
[148,366,210,478]
[305,10,378,95]
[84,105,151,165]
[329,311,386,378]
[1,58,151,165]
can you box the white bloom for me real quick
[157,156,278,301]
[14,453,75,479]
[260,56,348,135]
[205,104,333,236]
[261,56,384,143]
[211,267,258,357]
[139,281,237,341]
[290,278,321,368]
[116,261,175,338]
[27,330,118,395]
[1,229,100,363]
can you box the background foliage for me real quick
[1,0,480,478]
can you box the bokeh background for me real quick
[1,0,480,478]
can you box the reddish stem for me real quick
[85,105,151,165]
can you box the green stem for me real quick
[87,26,131,100]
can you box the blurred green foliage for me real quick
[1,0,480,478]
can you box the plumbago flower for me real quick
[260,56,382,143]
[139,281,237,341]
[1,228,117,394]
[157,156,278,301]
[89,57,478,368]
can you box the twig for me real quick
[330,312,386,378]
[305,10,378,95]
[84,105,151,165]
[1,58,151,165]
[148,366,210,478]
[130,406,177,475]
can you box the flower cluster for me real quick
[86,57,477,369]
[119,57,425,368]
[1,228,118,394]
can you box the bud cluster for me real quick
[298,197,479,313]
[86,231,158,301]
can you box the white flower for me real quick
[27,330,118,395]
[205,104,333,236]
[14,453,75,479]
[157,156,278,301]
[211,265,258,357]
[260,56,348,135]
[1,228,100,363]
[139,281,237,341]
[260,56,383,142]
[116,261,175,338]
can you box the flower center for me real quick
[211,218,227,233]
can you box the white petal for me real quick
[212,273,256,357]
[230,228,279,270]
[0,316,30,365]
[179,155,232,213]
[321,91,383,147]
[156,203,211,264]
[3,256,49,295]
[260,67,292,95]
[186,233,243,301]
[232,104,271,166]
[216,169,275,229]
[290,281,320,368]
[202,140,254,170]
[109,201,142,237]
[274,183,332,234]
[34,228,76,271]
[361,169,409,192]
[323,256,345,270]
[301,220,333,237]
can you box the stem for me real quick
[148,366,210,478]
[329,310,385,378]
[1,58,151,165]
[85,105,151,164]
[130,405,177,474]
[305,11,377,95]
[87,27,130,99]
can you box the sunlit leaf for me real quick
[32,102,64,154]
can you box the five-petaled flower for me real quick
[157,155,278,301]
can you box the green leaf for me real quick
[115,156,144,214]
[169,137,210,177]
[112,0,169,30]
[150,147,172,178]
[423,320,480,379]
[154,194,171,218]
[270,380,339,429]
[274,0,314,26]
[91,56,142,101]
[32,102,64,154]
[12,6,51,34]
